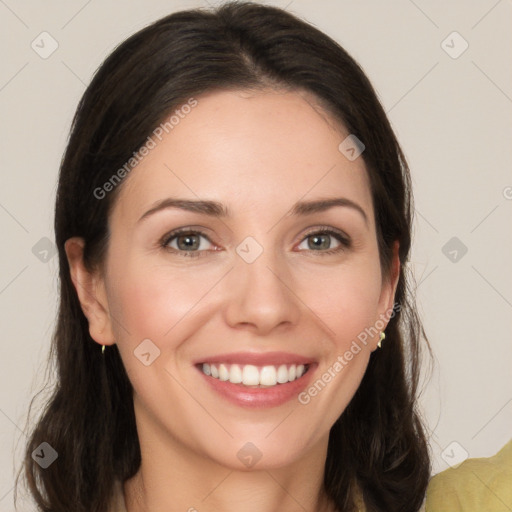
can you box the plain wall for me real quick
[1,0,511,509]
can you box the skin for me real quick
[66,88,400,512]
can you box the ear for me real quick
[64,237,115,347]
[374,240,401,348]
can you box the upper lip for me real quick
[195,351,315,366]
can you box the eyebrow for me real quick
[138,196,368,225]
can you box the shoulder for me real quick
[352,485,426,511]
[108,479,128,512]
[425,438,512,512]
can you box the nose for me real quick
[223,246,301,335]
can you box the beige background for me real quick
[1,0,511,509]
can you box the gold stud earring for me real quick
[377,331,386,348]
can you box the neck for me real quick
[125,467,336,512]
[123,407,336,512]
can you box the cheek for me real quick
[106,256,221,345]
[301,254,383,343]
[294,255,382,414]
[104,258,218,424]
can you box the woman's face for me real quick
[88,89,398,469]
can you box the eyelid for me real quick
[160,226,212,245]
[299,225,351,244]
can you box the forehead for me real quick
[112,88,373,225]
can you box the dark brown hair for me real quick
[17,2,431,511]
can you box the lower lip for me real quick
[197,365,317,409]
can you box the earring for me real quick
[102,344,105,355]
[377,331,386,348]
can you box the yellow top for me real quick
[426,438,512,512]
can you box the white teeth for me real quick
[201,363,308,387]
[259,365,277,386]
[276,364,289,384]
[218,364,229,381]
[242,365,259,385]
[230,364,242,384]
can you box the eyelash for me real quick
[160,226,351,258]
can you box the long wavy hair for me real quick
[17,2,431,511]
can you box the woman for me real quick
[18,2,431,511]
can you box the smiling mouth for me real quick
[198,363,311,387]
